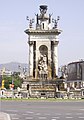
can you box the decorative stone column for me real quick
[28,41,34,77]
[53,40,59,76]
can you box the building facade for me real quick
[67,61,84,89]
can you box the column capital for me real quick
[53,41,59,45]
[28,41,34,45]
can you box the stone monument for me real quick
[25,5,61,79]
[24,5,62,97]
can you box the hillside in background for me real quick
[0,62,28,72]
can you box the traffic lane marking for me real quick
[79,109,84,111]
[39,116,47,119]
[35,113,41,115]
[78,117,84,119]
[25,117,33,119]
[65,116,73,119]
[52,116,60,119]
[76,113,83,115]
[9,113,17,116]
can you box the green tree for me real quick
[3,73,23,89]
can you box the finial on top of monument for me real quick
[40,5,48,15]
[52,16,60,29]
[26,16,34,29]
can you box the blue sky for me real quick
[0,0,84,66]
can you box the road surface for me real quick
[0,100,84,120]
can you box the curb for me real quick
[0,112,11,120]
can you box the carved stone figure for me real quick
[38,54,48,79]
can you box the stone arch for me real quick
[39,45,48,56]
[38,45,48,79]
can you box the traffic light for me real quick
[27,84,29,90]
[0,75,2,87]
